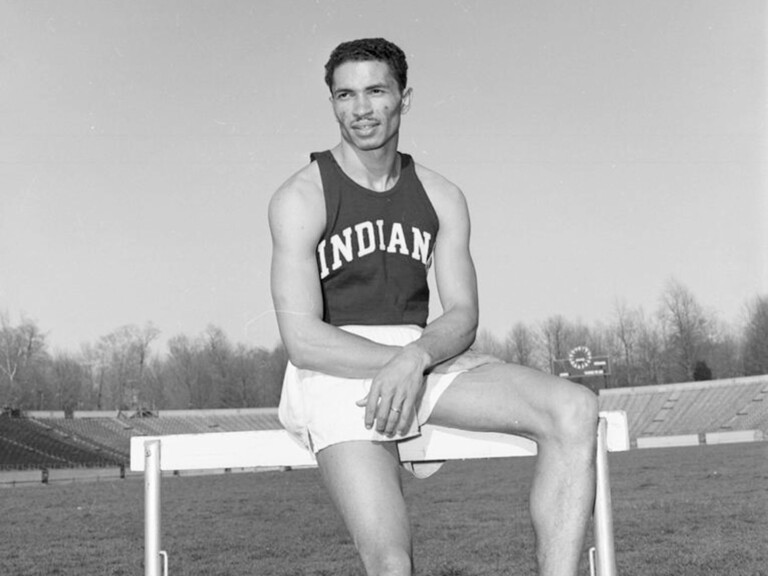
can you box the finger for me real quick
[384,400,405,437]
[355,393,368,407]
[395,397,416,436]
[364,382,382,429]
[375,394,393,433]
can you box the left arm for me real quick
[361,166,480,434]
[409,166,479,367]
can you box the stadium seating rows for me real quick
[0,416,123,470]
[0,436,68,469]
[599,375,768,444]
[1,377,766,471]
[1,409,285,470]
[40,417,133,459]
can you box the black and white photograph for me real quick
[1,1,766,575]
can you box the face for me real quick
[330,60,411,152]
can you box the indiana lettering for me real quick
[317,220,433,279]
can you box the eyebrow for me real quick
[332,83,390,97]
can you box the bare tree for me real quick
[135,323,160,408]
[705,318,743,379]
[227,344,283,408]
[658,279,711,382]
[540,315,574,373]
[94,323,159,410]
[166,334,216,408]
[636,314,665,386]
[227,344,258,407]
[742,295,768,375]
[96,329,131,409]
[610,302,642,387]
[203,325,234,406]
[138,356,166,411]
[472,328,508,360]
[0,314,48,409]
[50,353,87,415]
[506,322,539,368]
[79,342,108,409]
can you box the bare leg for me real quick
[427,362,598,576]
[316,441,413,576]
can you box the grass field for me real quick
[1,442,766,576]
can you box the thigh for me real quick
[316,441,412,558]
[426,362,590,441]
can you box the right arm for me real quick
[268,166,400,378]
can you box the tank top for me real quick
[312,150,439,328]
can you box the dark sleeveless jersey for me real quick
[312,150,439,328]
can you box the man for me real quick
[269,37,598,576]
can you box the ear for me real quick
[329,93,340,120]
[400,87,413,115]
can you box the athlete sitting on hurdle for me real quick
[268,37,599,576]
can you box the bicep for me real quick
[270,237,323,323]
[432,188,478,315]
[268,186,325,349]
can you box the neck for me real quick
[333,139,401,192]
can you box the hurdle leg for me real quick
[590,417,617,576]
[144,440,167,576]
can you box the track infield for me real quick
[1,441,766,576]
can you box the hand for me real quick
[356,346,428,437]
[429,350,503,374]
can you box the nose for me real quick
[352,94,372,117]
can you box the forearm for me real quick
[404,304,478,372]
[278,316,401,378]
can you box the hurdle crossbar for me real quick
[131,410,628,576]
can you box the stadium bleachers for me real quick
[0,415,123,470]
[2,377,767,477]
[0,436,69,469]
[0,408,284,473]
[40,417,133,460]
[598,375,768,444]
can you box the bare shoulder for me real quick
[268,161,325,233]
[414,162,469,218]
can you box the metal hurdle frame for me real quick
[132,411,628,576]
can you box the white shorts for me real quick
[278,325,463,457]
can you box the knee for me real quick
[548,384,599,447]
[360,546,412,576]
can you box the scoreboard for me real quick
[553,346,611,378]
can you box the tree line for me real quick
[0,321,287,414]
[1,280,767,413]
[473,280,767,391]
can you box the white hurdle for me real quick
[130,410,629,576]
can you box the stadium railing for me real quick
[131,410,629,576]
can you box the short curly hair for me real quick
[324,38,408,94]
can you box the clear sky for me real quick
[1,0,766,353]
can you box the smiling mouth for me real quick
[352,122,379,133]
